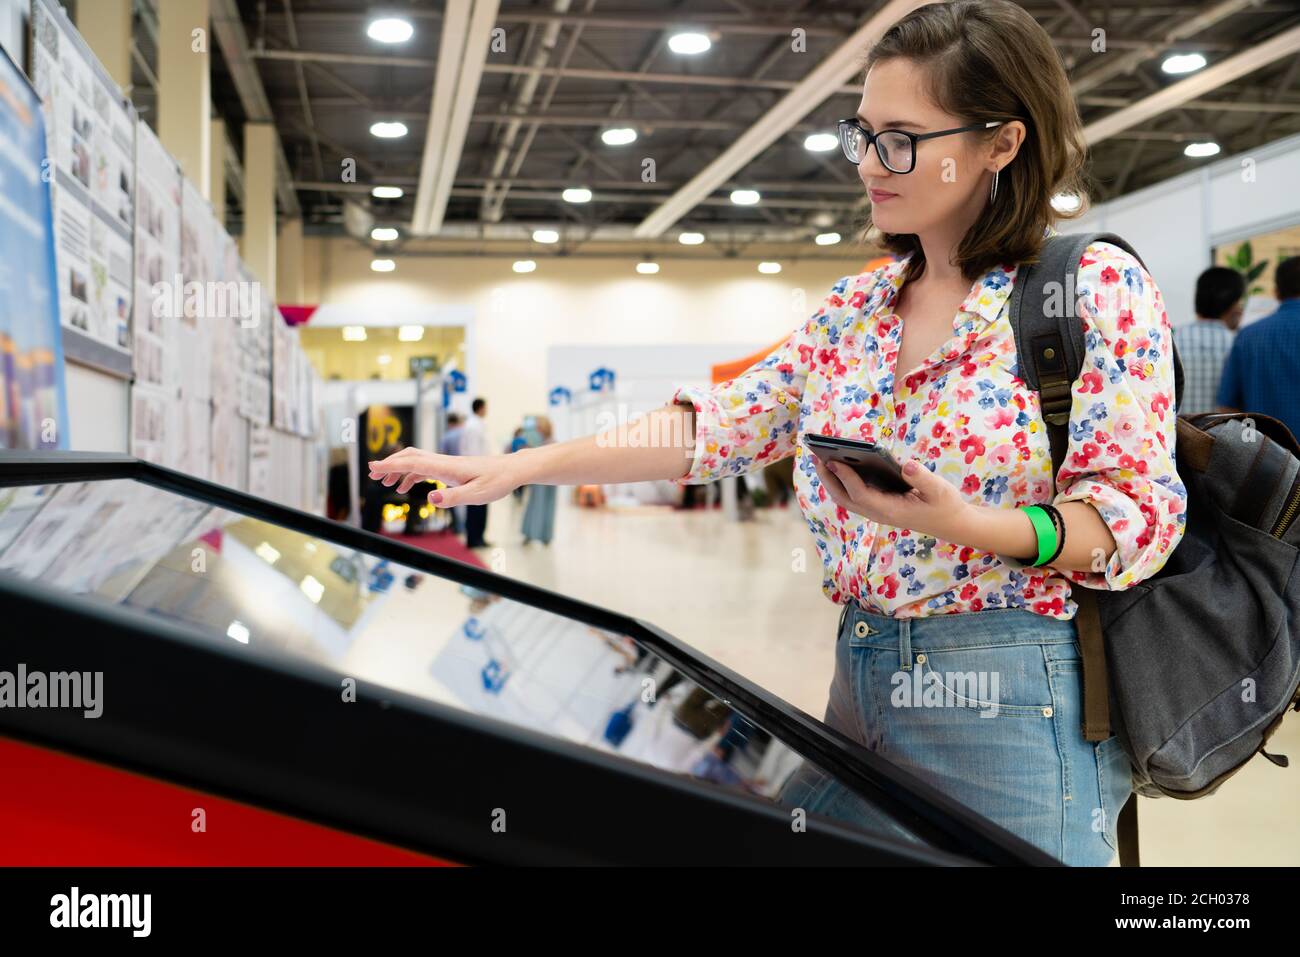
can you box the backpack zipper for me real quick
[1271,478,1300,538]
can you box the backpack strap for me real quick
[1118,793,1140,867]
[1009,231,1139,744]
[1010,231,1170,868]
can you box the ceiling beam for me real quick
[1080,94,1300,114]
[247,48,864,94]
[1082,21,1300,144]
[210,0,300,216]
[634,0,930,239]
[1070,0,1266,96]
[411,0,501,235]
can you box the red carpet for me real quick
[380,529,488,568]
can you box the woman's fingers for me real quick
[429,478,489,508]
[367,447,418,476]
[395,472,426,495]
[828,459,871,500]
[812,458,849,506]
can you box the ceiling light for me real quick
[300,575,325,604]
[370,258,396,272]
[1162,52,1206,75]
[377,354,392,366]
[1184,141,1221,158]
[1051,192,1082,213]
[371,226,399,242]
[342,326,367,341]
[730,189,760,206]
[370,121,408,139]
[668,32,711,55]
[513,260,537,273]
[367,17,413,44]
[562,187,592,203]
[804,132,838,152]
[678,231,704,245]
[398,325,424,342]
[758,261,782,275]
[227,621,250,644]
[532,229,558,244]
[254,542,280,564]
[601,127,637,146]
[815,232,841,246]
[636,262,660,275]
[371,185,404,199]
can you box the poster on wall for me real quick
[0,43,68,449]
[209,235,246,489]
[248,421,272,498]
[129,118,182,465]
[178,178,214,402]
[271,314,294,433]
[131,119,179,391]
[30,0,134,376]
[174,178,217,479]
[269,320,316,439]
[237,270,272,426]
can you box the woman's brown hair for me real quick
[859,0,1093,283]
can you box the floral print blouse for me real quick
[671,230,1187,621]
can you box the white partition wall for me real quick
[1070,129,1300,327]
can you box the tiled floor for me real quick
[467,492,1299,867]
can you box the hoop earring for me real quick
[989,168,1000,203]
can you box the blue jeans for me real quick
[777,605,1133,866]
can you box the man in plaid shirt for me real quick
[1174,267,1244,416]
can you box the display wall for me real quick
[2,0,326,513]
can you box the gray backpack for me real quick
[1010,231,1300,866]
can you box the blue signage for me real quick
[0,45,69,449]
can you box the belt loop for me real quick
[898,617,912,671]
[838,602,850,635]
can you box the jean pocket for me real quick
[1093,735,1135,851]
[915,644,1056,719]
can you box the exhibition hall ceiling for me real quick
[124,0,1300,257]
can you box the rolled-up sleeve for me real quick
[1053,243,1187,589]
[671,277,848,484]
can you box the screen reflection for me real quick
[0,478,932,851]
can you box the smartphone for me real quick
[802,433,912,495]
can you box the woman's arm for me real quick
[370,274,857,507]
[956,496,1115,571]
[368,401,697,507]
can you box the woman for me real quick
[520,416,557,545]
[369,0,1185,866]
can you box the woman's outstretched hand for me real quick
[368,448,527,507]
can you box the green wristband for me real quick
[1021,505,1057,567]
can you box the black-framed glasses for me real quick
[836,118,1008,173]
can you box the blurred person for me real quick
[438,412,465,456]
[763,456,795,508]
[369,0,1185,866]
[1217,256,1300,437]
[438,413,466,533]
[459,398,492,548]
[1174,267,1244,415]
[508,427,529,500]
[521,416,557,545]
